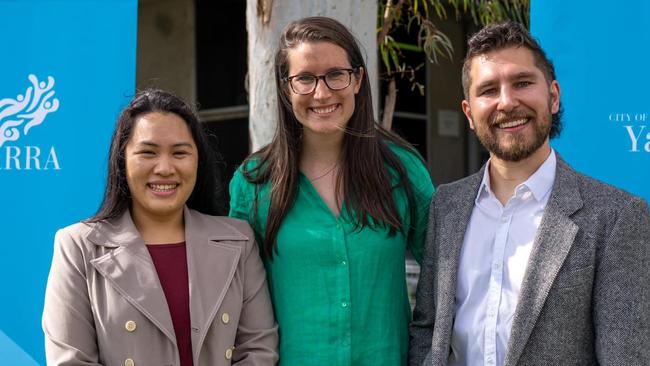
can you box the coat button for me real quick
[225,347,233,360]
[124,358,135,366]
[125,321,137,332]
[221,312,230,324]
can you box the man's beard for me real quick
[474,108,552,162]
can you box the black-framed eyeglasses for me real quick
[284,67,359,95]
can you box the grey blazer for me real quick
[409,158,650,365]
[43,207,278,366]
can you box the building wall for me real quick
[137,0,196,102]
[426,16,471,185]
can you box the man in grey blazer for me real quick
[409,21,650,366]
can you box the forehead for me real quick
[468,46,543,85]
[129,112,194,143]
[287,41,351,73]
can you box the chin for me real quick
[149,205,184,217]
[306,124,344,135]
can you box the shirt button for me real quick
[341,302,348,308]
[124,320,136,332]
[341,260,347,265]
[221,313,230,324]
[501,216,508,222]
[124,358,135,366]
[225,347,233,360]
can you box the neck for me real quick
[489,143,551,205]
[300,130,343,166]
[131,207,185,245]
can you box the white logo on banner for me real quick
[0,74,60,170]
[609,112,650,153]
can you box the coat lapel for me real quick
[183,208,247,361]
[432,171,484,364]
[88,211,177,344]
[504,159,583,365]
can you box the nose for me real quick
[153,154,174,176]
[497,85,519,112]
[312,77,332,100]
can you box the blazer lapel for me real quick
[504,159,583,365]
[432,171,484,364]
[88,211,176,344]
[184,208,247,361]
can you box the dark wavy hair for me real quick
[89,89,224,222]
[242,16,421,257]
[461,21,563,138]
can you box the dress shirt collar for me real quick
[476,149,557,204]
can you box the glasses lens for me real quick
[325,69,351,90]
[291,75,316,94]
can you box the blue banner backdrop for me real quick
[531,1,650,202]
[0,0,137,363]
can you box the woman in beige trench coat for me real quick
[42,89,278,366]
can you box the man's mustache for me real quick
[489,109,534,126]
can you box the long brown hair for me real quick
[243,16,420,257]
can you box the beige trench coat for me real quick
[43,207,278,365]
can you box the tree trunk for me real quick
[246,0,378,152]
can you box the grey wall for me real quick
[137,0,196,103]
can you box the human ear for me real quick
[462,100,475,130]
[549,80,560,114]
[353,67,364,94]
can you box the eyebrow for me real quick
[510,71,537,80]
[474,71,538,92]
[294,66,353,75]
[136,141,194,148]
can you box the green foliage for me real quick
[378,0,530,86]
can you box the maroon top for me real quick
[147,242,194,366]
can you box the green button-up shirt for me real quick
[229,145,434,366]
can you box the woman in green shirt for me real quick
[229,16,434,365]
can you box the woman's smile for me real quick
[147,181,181,196]
[309,103,340,115]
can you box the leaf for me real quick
[380,44,392,73]
[390,46,401,70]
[421,0,429,17]
[434,1,447,19]
[393,41,423,52]
[376,0,530,94]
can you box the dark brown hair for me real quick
[242,16,421,257]
[461,21,563,138]
[89,89,224,222]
